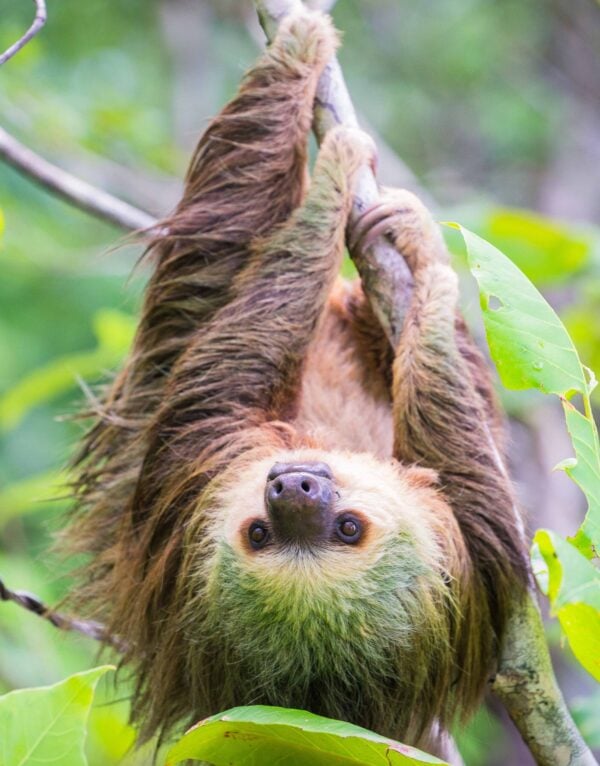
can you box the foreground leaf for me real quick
[0,666,114,766]
[561,401,600,555]
[533,531,600,682]
[453,225,586,396]
[166,706,447,766]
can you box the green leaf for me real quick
[166,706,447,766]
[0,666,114,766]
[448,223,600,557]
[533,531,600,682]
[482,208,590,285]
[451,225,587,396]
[562,401,600,556]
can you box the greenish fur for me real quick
[188,539,457,741]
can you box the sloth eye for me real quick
[335,515,362,544]
[248,521,270,550]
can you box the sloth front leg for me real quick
[135,127,376,502]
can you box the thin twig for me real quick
[0,0,47,67]
[0,576,126,652]
[0,126,158,232]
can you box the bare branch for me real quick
[0,126,158,232]
[244,11,436,210]
[492,595,598,766]
[0,576,126,652]
[0,0,47,67]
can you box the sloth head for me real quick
[179,448,470,741]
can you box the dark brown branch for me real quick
[0,0,47,67]
[0,576,126,652]
[0,126,158,232]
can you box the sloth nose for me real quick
[266,465,334,545]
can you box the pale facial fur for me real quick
[215,447,449,587]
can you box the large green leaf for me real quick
[166,706,447,766]
[482,207,591,286]
[450,224,600,556]
[0,666,113,766]
[532,531,600,682]
[453,225,587,396]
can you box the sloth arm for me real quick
[72,12,338,542]
[132,127,372,522]
[114,13,338,409]
[351,192,528,670]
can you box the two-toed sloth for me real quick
[69,9,529,758]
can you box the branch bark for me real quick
[0,0,47,67]
[492,596,598,766]
[0,576,125,652]
[0,126,157,232]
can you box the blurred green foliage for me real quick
[0,0,599,763]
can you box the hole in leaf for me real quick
[488,295,503,311]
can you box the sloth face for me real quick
[216,448,449,579]
[192,449,460,733]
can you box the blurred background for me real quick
[0,0,599,763]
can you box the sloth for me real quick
[68,9,529,758]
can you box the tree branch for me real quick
[492,596,598,766]
[0,0,47,67]
[0,576,126,652]
[255,0,413,347]
[0,126,158,232]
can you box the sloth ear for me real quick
[392,461,440,490]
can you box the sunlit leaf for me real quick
[483,208,591,285]
[533,531,600,682]
[449,224,600,558]
[450,225,586,396]
[166,706,447,766]
[86,700,136,766]
[561,402,600,556]
[0,666,114,766]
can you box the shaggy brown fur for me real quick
[67,9,529,756]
